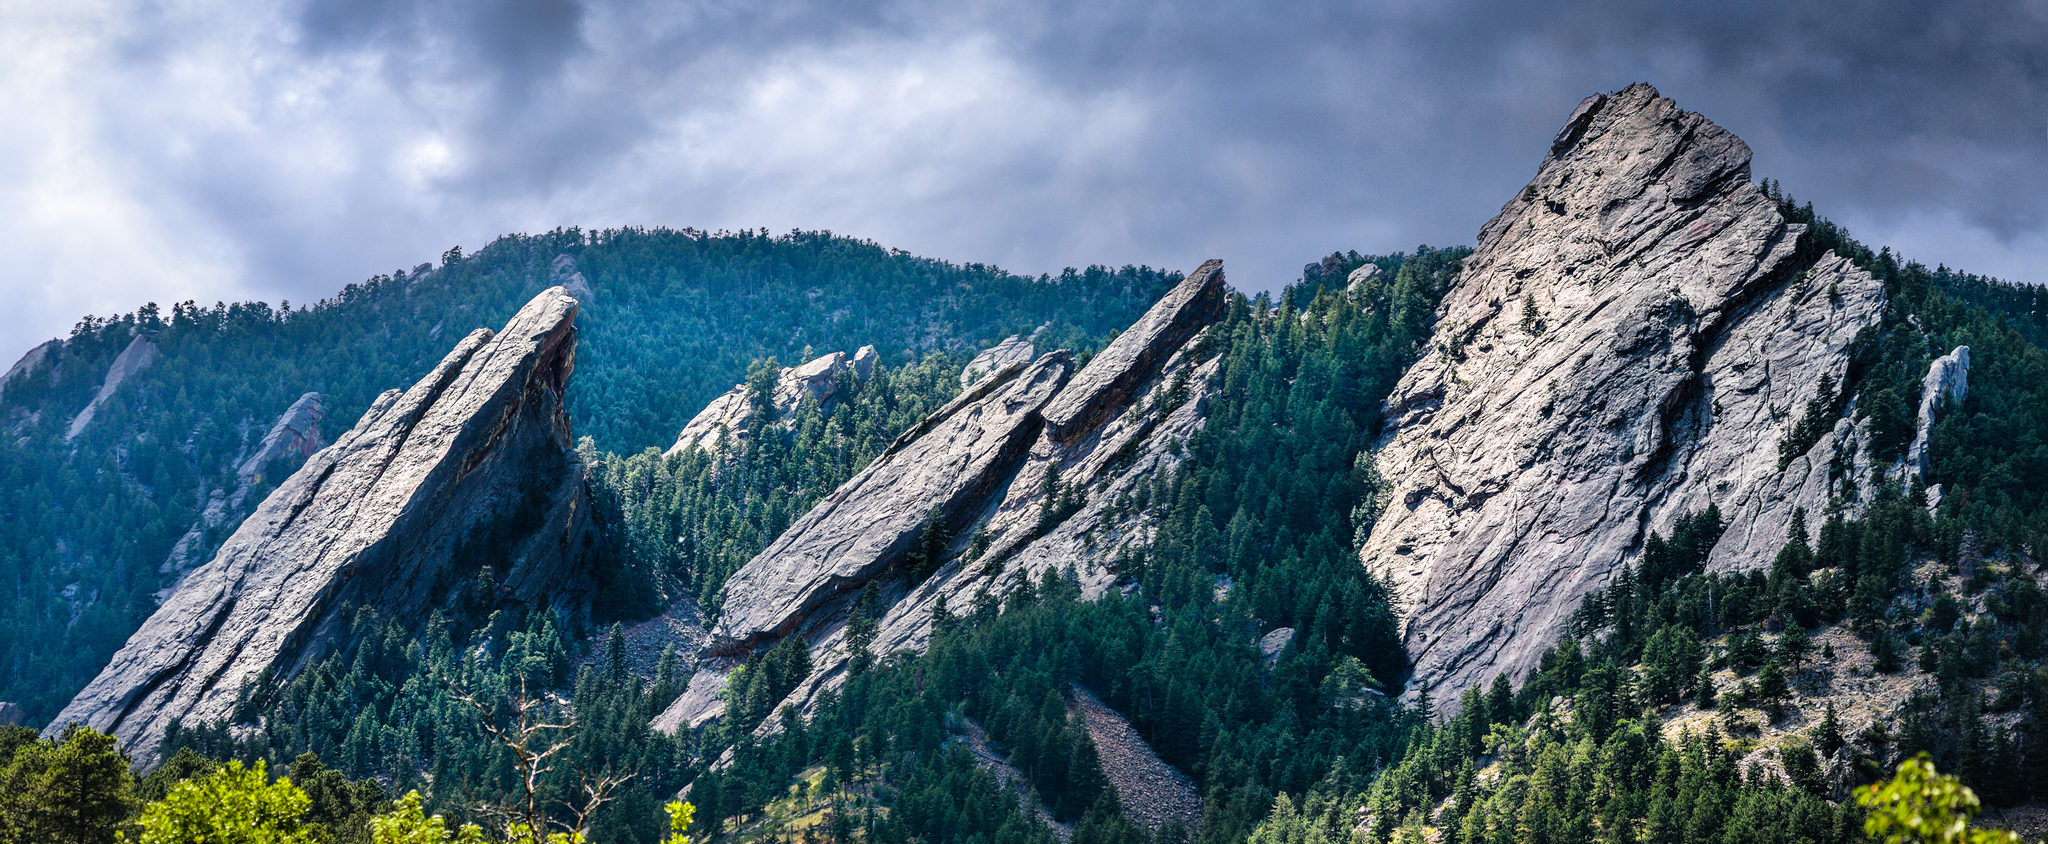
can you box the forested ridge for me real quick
[0,227,1175,723]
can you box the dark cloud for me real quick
[2,0,2044,366]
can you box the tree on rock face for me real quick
[0,725,140,844]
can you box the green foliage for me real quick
[367,791,489,844]
[0,725,139,844]
[131,759,315,844]
[1857,755,2021,844]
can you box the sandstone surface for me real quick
[960,335,1036,389]
[1359,84,1888,702]
[658,263,1228,733]
[50,287,593,763]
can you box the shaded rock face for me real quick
[665,350,868,457]
[66,334,160,441]
[50,287,594,763]
[1359,84,1887,702]
[657,262,1228,733]
[238,392,325,485]
[1908,346,1968,476]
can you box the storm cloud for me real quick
[3,0,2045,364]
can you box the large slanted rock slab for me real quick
[1042,260,1225,442]
[66,334,160,440]
[1359,84,1887,703]
[661,262,1228,734]
[706,351,1074,656]
[49,287,593,764]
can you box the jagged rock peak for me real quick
[666,349,869,457]
[1908,346,1968,476]
[49,286,593,764]
[706,350,1074,657]
[237,392,325,485]
[1042,259,1225,442]
[1360,84,1886,703]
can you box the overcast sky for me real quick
[3,0,2045,365]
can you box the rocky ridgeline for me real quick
[664,345,877,457]
[656,261,1227,732]
[49,287,596,764]
[1358,83,1904,702]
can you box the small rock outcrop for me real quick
[665,351,868,457]
[657,262,1228,733]
[1360,84,1888,702]
[50,287,594,763]
[237,392,325,485]
[66,334,160,440]
[551,254,595,301]
[2,339,59,402]
[0,701,23,727]
[158,392,330,591]
[1908,346,1969,476]
[960,335,1036,389]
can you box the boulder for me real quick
[1359,84,1888,703]
[49,287,593,764]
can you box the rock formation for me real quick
[1359,84,1889,701]
[960,335,1036,389]
[157,392,330,592]
[656,261,1227,733]
[50,287,594,763]
[1,339,58,401]
[1908,346,1969,477]
[665,350,870,457]
[65,334,160,441]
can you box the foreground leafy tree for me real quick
[0,725,139,844]
[1857,755,2021,844]
[131,759,313,844]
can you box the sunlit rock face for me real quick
[1359,84,1886,702]
[51,287,595,765]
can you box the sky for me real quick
[2,0,2045,365]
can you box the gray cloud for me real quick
[3,0,2044,366]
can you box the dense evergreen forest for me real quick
[0,228,1175,722]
